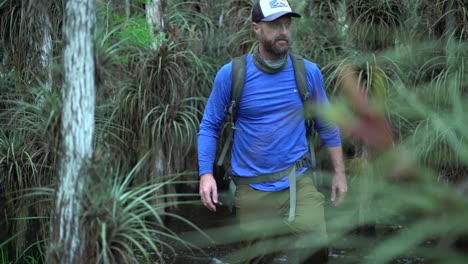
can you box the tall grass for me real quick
[83,154,204,263]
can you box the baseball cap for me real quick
[252,0,302,23]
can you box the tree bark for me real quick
[125,0,131,20]
[47,0,95,263]
[145,0,165,50]
[30,0,53,91]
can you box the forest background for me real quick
[0,0,467,263]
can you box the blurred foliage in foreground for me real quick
[0,0,467,263]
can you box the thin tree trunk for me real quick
[13,0,54,89]
[48,0,95,263]
[445,0,456,41]
[152,141,167,214]
[145,0,165,50]
[38,15,53,91]
[32,0,53,91]
[125,0,130,20]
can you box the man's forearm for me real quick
[328,145,347,206]
[197,133,218,176]
[327,146,345,175]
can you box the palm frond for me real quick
[84,155,205,263]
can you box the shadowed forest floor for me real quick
[161,202,428,264]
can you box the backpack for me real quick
[217,53,317,171]
[214,53,322,212]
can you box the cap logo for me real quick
[269,0,289,8]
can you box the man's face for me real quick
[255,15,292,58]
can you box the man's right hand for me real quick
[199,173,218,212]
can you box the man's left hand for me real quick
[331,173,347,206]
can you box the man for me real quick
[198,0,347,262]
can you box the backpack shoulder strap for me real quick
[290,53,315,121]
[217,54,247,166]
[290,53,317,169]
[290,53,309,102]
[229,54,247,122]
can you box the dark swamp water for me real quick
[159,200,431,264]
[157,174,468,264]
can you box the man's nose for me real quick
[279,24,289,33]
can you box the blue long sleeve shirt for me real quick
[198,54,341,191]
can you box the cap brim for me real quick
[261,11,301,22]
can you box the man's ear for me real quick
[251,22,260,32]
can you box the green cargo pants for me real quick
[233,171,328,263]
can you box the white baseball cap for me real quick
[252,0,301,23]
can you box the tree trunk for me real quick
[0,0,53,85]
[125,0,130,20]
[47,0,95,263]
[145,0,165,50]
[30,0,53,92]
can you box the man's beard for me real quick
[260,34,290,57]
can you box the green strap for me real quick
[231,54,247,121]
[231,164,295,184]
[217,130,232,167]
[290,53,309,102]
[217,55,247,167]
[291,53,317,169]
[287,164,297,222]
[232,164,298,223]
